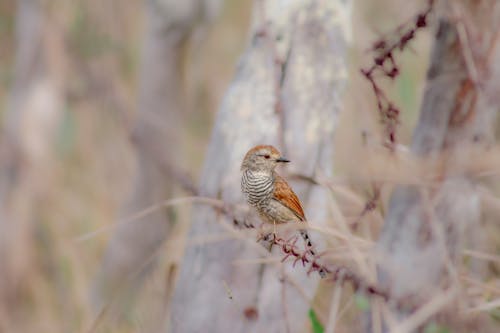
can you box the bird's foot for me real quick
[257,231,278,252]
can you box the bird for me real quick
[240,145,315,255]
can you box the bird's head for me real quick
[241,145,290,172]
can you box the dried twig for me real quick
[264,234,388,299]
[350,184,381,231]
[325,271,345,333]
[361,0,435,150]
[78,192,388,300]
[280,269,292,333]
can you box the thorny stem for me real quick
[258,232,388,300]
[78,192,389,300]
[361,0,435,150]
[350,184,381,231]
[355,1,435,235]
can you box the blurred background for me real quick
[0,1,252,331]
[0,0,498,332]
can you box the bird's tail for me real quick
[299,229,315,256]
[300,229,328,278]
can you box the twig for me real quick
[392,287,458,333]
[74,196,227,242]
[451,2,480,85]
[267,234,388,299]
[325,271,345,333]
[350,184,381,231]
[280,269,292,333]
[361,0,435,150]
[289,172,383,231]
[465,298,500,313]
[77,193,388,300]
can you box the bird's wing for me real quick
[273,174,306,221]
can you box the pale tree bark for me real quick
[0,0,65,323]
[170,1,351,332]
[371,1,500,331]
[92,0,221,312]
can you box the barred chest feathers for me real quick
[241,169,274,207]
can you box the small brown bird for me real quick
[240,145,315,253]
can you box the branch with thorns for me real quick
[76,191,388,300]
[361,0,435,150]
[350,184,381,231]
[208,193,388,299]
[254,229,388,300]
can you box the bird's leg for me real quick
[256,222,269,240]
[256,223,275,252]
[266,237,274,252]
[265,222,278,252]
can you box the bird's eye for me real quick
[264,154,270,159]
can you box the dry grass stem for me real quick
[392,287,458,333]
[325,273,345,333]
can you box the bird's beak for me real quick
[276,157,290,163]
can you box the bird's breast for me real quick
[241,170,274,207]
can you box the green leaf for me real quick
[423,322,450,333]
[397,71,416,111]
[56,106,76,157]
[308,309,324,333]
[354,294,370,311]
[490,307,500,322]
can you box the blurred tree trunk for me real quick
[371,1,500,331]
[92,0,221,313]
[0,0,65,324]
[170,1,350,332]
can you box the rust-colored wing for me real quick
[273,174,306,221]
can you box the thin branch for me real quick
[451,2,480,85]
[350,184,381,231]
[361,0,435,150]
[392,287,458,333]
[280,270,292,333]
[325,271,345,333]
[77,193,388,300]
[265,234,388,299]
[74,196,227,242]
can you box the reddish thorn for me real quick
[416,14,427,28]
[372,40,386,50]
